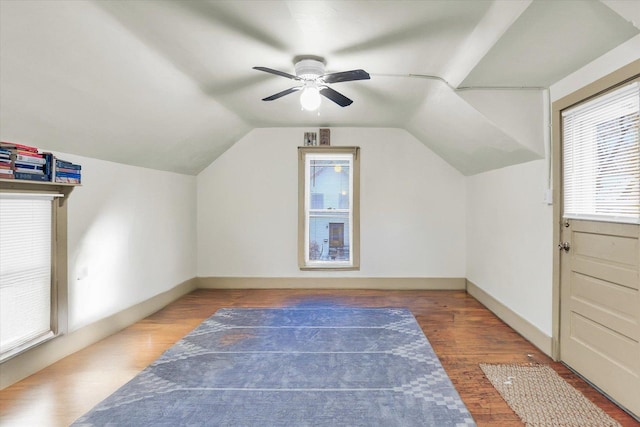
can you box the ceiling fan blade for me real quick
[253,66,300,80]
[322,69,370,84]
[319,87,353,107]
[262,86,302,101]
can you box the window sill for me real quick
[300,265,360,271]
[0,331,57,363]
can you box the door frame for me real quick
[551,59,640,361]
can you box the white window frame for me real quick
[298,146,360,270]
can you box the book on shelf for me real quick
[13,171,50,182]
[0,168,14,178]
[14,167,45,174]
[12,153,46,165]
[55,170,80,178]
[56,167,80,173]
[14,161,44,169]
[16,150,43,158]
[55,159,81,170]
[53,176,81,184]
[0,141,38,153]
[53,171,81,184]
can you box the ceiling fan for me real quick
[253,56,370,110]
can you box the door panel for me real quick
[571,272,638,339]
[571,313,637,374]
[560,219,640,416]
[572,257,639,289]
[573,232,638,266]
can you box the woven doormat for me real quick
[480,363,621,427]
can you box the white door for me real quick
[559,79,640,417]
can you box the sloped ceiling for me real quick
[0,0,638,175]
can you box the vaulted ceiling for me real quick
[1,0,638,175]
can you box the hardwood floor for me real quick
[1,289,637,426]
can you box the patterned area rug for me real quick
[480,363,621,427]
[74,307,475,426]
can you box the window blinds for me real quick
[562,81,639,224]
[0,193,53,356]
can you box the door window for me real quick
[562,82,639,224]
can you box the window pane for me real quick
[308,214,351,262]
[308,160,350,211]
[310,193,324,209]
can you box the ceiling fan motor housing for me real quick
[295,59,325,81]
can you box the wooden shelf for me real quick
[0,178,79,187]
[0,178,80,199]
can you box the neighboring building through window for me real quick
[298,146,360,269]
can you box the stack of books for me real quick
[0,146,13,179]
[0,141,49,182]
[0,141,82,184]
[52,158,82,184]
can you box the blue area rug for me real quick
[73,307,476,426]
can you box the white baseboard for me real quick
[197,277,466,290]
[0,278,197,390]
[466,279,553,356]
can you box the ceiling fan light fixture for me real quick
[300,85,321,111]
[294,58,325,81]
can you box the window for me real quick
[298,147,360,269]
[0,184,71,362]
[562,81,639,224]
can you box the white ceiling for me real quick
[0,0,638,175]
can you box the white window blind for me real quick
[562,81,639,224]
[0,193,54,357]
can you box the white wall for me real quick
[197,127,466,278]
[52,152,197,331]
[466,160,553,335]
[465,34,640,338]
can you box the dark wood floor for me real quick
[0,289,637,426]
